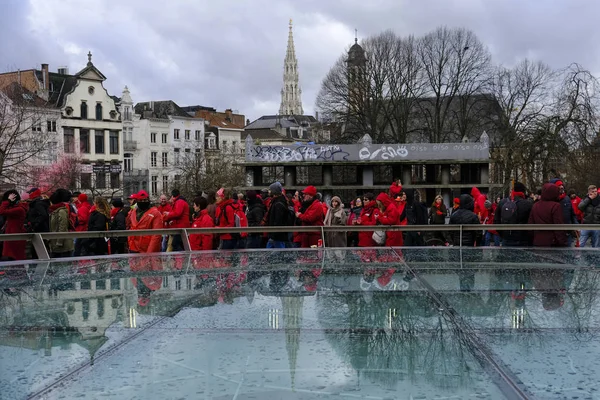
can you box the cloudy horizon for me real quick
[2,0,599,122]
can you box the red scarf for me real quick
[111,207,120,219]
[434,203,444,215]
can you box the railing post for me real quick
[181,229,192,252]
[320,226,326,248]
[459,225,463,249]
[32,233,50,260]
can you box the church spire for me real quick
[279,19,303,116]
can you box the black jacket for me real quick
[560,196,578,225]
[401,189,428,225]
[449,194,481,247]
[267,195,291,242]
[110,208,128,243]
[493,196,533,246]
[25,197,50,233]
[578,196,600,224]
[83,211,109,255]
[246,198,266,236]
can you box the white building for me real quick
[124,100,205,199]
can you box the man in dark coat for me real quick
[266,182,292,248]
[493,181,533,246]
[25,188,49,233]
[528,183,568,247]
[449,194,482,247]
[550,178,578,246]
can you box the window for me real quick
[205,134,216,150]
[232,141,237,152]
[185,130,190,140]
[110,110,117,119]
[109,131,119,154]
[95,103,102,120]
[96,172,106,189]
[222,141,227,152]
[162,176,168,193]
[174,148,180,165]
[174,129,180,140]
[162,133,168,143]
[80,129,90,153]
[95,131,104,154]
[80,173,92,189]
[174,175,181,186]
[64,129,75,153]
[195,130,201,141]
[124,107,131,121]
[65,107,73,116]
[151,132,157,143]
[151,176,158,196]
[151,152,157,167]
[175,280,181,290]
[88,86,95,95]
[47,120,57,132]
[185,148,191,155]
[32,123,42,132]
[195,148,201,160]
[124,153,133,172]
[80,101,88,119]
[110,173,120,189]
[162,152,168,167]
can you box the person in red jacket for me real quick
[128,190,164,253]
[569,189,584,223]
[0,190,27,260]
[163,189,190,252]
[376,192,403,246]
[389,178,402,198]
[190,196,214,251]
[73,193,91,256]
[528,183,568,247]
[471,187,488,222]
[354,192,379,247]
[215,187,238,249]
[295,185,324,248]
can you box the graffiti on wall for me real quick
[358,145,409,160]
[251,145,350,162]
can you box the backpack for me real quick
[500,199,519,224]
[287,205,297,226]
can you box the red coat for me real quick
[376,193,403,246]
[128,207,164,253]
[298,199,324,248]
[528,183,568,247]
[0,201,27,260]
[163,196,190,229]
[357,202,379,247]
[395,200,408,225]
[216,199,236,240]
[157,203,172,227]
[471,187,488,222]
[571,196,584,223]
[75,201,91,232]
[190,210,214,251]
[390,182,402,198]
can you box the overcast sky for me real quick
[2,0,600,122]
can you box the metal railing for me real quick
[0,224,596,261]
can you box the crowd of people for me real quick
[0,177,597,261]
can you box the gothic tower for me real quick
[279,19,303,116]
[346,33,367,103]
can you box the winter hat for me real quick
[331,196,342,207]
[549,178,564,187]
[216,188,225,198]
[136,190,149,200]
[303,185,317,197]
[27,187,41,200]
[268,182,282,195]
[246,190,257,201]
[513,182,527,194]
[484,200,492,209]
[78,193,88,203]
[453,197,460,204]
[111,198,124,208]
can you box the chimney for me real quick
[41,64,49,91]
[225,108,232,122]
[246,118,250,126]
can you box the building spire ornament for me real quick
[279,19,303,116]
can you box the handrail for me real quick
[0,224,594,241]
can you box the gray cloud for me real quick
[4,0,599,121]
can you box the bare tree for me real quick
[416,26,492,143]
[0,83,55,187]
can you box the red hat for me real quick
[28,188,41,200]
[554,180,564,187]
[303,186,317,197]
[78,193,88,202]
[127,193,137,200]
[453,197,460,204]
[136,190,149,200]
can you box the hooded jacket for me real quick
[128,206,163,253]
[493,194,533,246]
[216,199,236,241]
[267,195,291,242]
[190,209,214,250]
[376,193,403,246]
[471,187,488,222]
[324,196,347,247]
[297,197,324,247]
[528,183,568,247]
[25,197,50,233]
[75,201,91,232]
[48,203,74,254]
[449,194,481,247]
[0,200,27,260]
